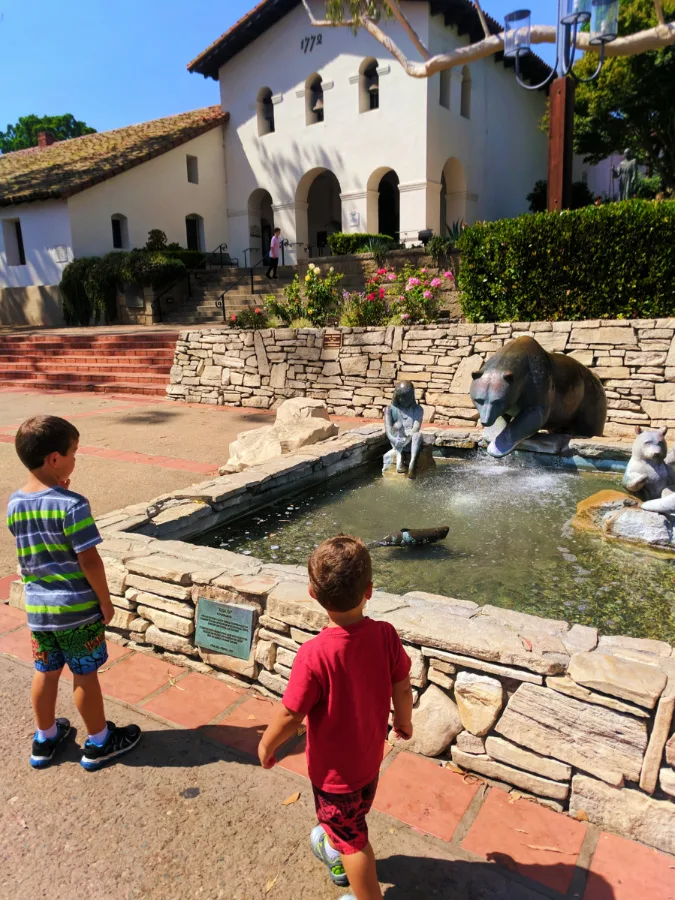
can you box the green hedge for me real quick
[457,201,675,322]
[165,249,207,269]
[327,232,394,255]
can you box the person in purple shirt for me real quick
[266,227,281,279]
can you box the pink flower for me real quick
[367,292,376,301]
[387,272,397,282]
[377,268,387,276]
[443,271,454,280]
[379,287,386,299]
[254,307,261,314]
[420,268,428,274]
[430,277,442,288]
[401,313,410,320]
[230,314,237,322]
[423,290,433,300]
[406,277,421,289]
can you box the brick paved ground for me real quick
[2,609,674,900]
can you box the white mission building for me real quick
[0,0,557,323]
[192,0,551,264]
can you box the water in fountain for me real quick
[195,457,675,641]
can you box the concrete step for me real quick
[0,378,167,396]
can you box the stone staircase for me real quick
[159,261,367,325]
[0,330,179,396]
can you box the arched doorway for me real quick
[378,171,400,239]
[248,188,274,265]
[185,213,205,251]
[440,158,467,233]
[296,168,342,257]
[366,168,400,238]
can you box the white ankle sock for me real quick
[37,722,58,742]
[88,726,109,746]
[324,839,341,862]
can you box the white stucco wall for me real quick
[218,1,432,262]
[0,200,73,288]
[68,126,229,258]
[426,13,548,226]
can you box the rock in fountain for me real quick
[383,381,435,477]
[469,336,607,458]
[623,426,675,513]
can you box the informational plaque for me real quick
[196,598,255,660]
[323,332,342,350]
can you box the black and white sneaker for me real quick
[30,718,71,769]
[80,721,141,771]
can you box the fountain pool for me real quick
[195,456,675,642]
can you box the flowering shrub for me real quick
[387,264,454,324]
[228,305,269,329]
[265,275,305,325]
[340,264,453,326]
[266,264,343,326]
[304,263,344,326]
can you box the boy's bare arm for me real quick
[77,546,114,625]
[258,705,305,769]
[392,675,414,740]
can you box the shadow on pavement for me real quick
[50,724,263,769]
[379,853,613,899]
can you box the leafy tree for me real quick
[0,114,96,153]
[573,0,675,191]
[527,179,594,212]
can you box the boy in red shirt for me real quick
[258,535,414,900]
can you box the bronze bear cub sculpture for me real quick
[470,336,607,458]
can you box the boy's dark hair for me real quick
[308,535,372,612]
[15,416,80,470]
[274,227,281,234]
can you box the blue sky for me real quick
[0,0,558,134]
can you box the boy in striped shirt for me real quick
[7,415,140,770]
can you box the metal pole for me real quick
[548,1,575,212]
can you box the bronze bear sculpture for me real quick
[469,336,607,457]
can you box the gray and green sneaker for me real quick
[310,825,350,888]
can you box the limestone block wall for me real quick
[167,319,675,436]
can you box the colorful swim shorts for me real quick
[312,777,378,855]
[31,619,107,675]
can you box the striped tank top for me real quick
[7,487,102,632]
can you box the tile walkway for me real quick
[2,610,675,899]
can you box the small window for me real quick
[111,214,129,249]
[359,59,379,113]
[186,155,199,184]
[439,69,451,110]
[2,219,26,266]
[185,213,205,252]
[306,75,324,125]
[257,87,275,136]
[461,67,471,120]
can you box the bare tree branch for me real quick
[472,0,492,41]
[305,7,675,78]
[382,0,430,59]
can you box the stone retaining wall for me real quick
[167,319,675,436]
[10,425,673,853]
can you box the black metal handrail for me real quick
[152,241,239,321]
[215,258,269,322]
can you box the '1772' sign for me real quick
[301,34,323,53]
[196,598,255,661]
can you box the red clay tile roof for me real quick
[0,106,228,208]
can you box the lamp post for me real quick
[504,0,620,210]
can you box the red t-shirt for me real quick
[282,617,411,794]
